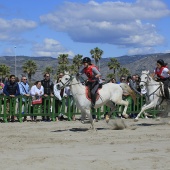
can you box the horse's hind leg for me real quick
[105,101,116,123]
[116,100,129,118]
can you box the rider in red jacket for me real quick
[152,59,170,101]
[79,57,102,109]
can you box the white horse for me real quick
[57,73,136,129]
[135,70,170,121]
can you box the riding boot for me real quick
[91,93,96,109]
[164,88,170,101]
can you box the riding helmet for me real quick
[157,59,164,66]
[82,57,91,64]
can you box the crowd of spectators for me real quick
[0,73,73,122]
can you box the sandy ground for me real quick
[0,116,170,170]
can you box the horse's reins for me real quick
[140,73,163,98]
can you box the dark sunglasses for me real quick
[23,79,27,80]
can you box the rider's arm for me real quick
[92,67,101,79]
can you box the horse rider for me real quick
[78,57,102,109]
[152,59,170,101]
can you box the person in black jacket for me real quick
[41,73,54,121]
[3,75,20,122]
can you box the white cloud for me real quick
[128,47,155,55]
[32,38,74,57]
[0,18,37,41]
[40,0,170,50]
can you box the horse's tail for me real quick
[119,83,137,105]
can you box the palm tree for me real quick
[58,54,69,65]
[56,64,69,75]
[106,73,115,79]
[108,58,120,80]
[118,67,130,78]
[0,64,10,79]
[68,64,78,74]
[22,60,37,82]
[43,66,54,75]
[57,54,69,74]
[108,58,120,74]
[90,47,103,69]
[73,54,83,70]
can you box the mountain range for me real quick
[0,53,170,82]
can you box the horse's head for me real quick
[57,73,72,90]
[139,70,150,89]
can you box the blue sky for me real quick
[0,0,170,58]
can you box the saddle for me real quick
[85,86,100,101]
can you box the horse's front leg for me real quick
[85,109,96,130]
[80,111,86,124]
[134,101,156,121]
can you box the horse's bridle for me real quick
[140,73,151,86]
[59,74,73,89]
[140,73,162,98]
[59,74,85,89]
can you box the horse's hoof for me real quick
[122,114,129,119]
[105,115,110,123]
[134,118,138,122]
[106,119,109,123]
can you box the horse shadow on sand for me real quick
[136,122,165,127]
[51,127,109,133]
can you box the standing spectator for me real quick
[3,75,20,122]
[0,79,5,120]
[126,75,132,85]
[4,76,9,84]
[135,74,141,92]
[15,77,20,116]
[129,75,141,96]
[41,73,54,121]
[128,75,142,118]
[30,81,44,121]
[109,77,117,83]
[0,79,4,95]
[19,76,30,121]
[119,76,127,84]
[54,73,66,121]
[15,77,20,83]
